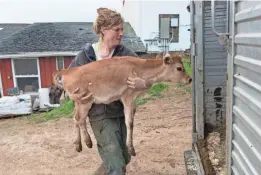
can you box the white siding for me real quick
[122,0,190,52]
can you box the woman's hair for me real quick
[93,8,124,36]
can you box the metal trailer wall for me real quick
[204,0,228,131]
[227,1,261,174]
[192,0,228,139]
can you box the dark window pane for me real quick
[17,77,39,92]
[14,59,38,75]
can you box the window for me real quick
[159,14,179,43]
[12,58,40,93]
[56,56,64,70]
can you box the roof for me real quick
[0,22,146,55]
[0,23,30,41]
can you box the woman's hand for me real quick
[127,77,152,91]
[70,88,93,104]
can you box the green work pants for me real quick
[90,117,131,175]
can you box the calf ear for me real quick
[163,54,171,64]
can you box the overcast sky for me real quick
[0,0,123,23]
[0,0,188,23]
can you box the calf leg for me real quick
[73,121,82,152]
[121,97,136,156]
[77,103,93,149]
[73,103,93,152]
[73,105,83,152]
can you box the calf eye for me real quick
[177,67,182,71]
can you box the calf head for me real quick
[52,71,64,90]
[162,53,192,84]
[49,84,64,104]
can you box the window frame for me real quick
[56,56,64,70]
[11,57,41,93]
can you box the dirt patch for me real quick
[0,83,192,175]
[206,122,226,175]
[197,121,226,175]
[197,139,216,175]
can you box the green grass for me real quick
[44,99,74,118]
[147,83,169,97]
[135,82,169,107]
[184,61,192,76]
[21,98,74,123]
[135,96,154,106]
[182,55,192,76]
[176,56,192,93]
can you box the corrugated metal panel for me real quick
[0,59,14,95]
[192,0,228,139]
[228,1,261,174]
[203,1,228,129]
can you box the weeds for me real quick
[21,99,74,123]
[135,83,169,107]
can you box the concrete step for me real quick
[184,149,204,175]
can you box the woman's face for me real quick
[102,23,124,47]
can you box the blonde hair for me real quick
[93,8,124,36]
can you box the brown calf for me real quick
[53,54,192,156]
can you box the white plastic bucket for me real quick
[38,88,50,109]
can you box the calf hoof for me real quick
[75,144,82,152]
[128,147,136,156]
[74,141,82,152]
[86,141,93,148]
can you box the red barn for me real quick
[0,22,146,97]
